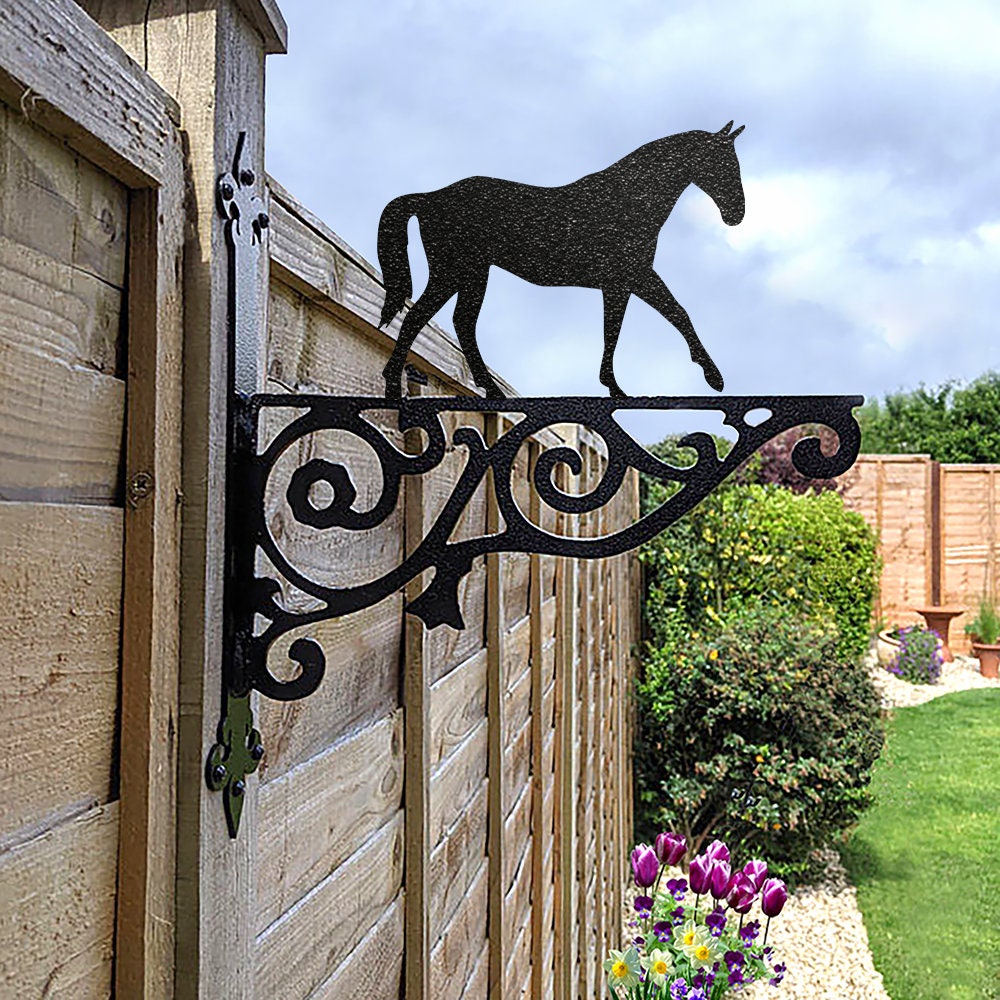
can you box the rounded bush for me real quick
[634,605,885,884]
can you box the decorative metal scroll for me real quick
[207,128,865,837]
[227,394,861,708]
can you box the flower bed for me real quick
[606,834,788,998]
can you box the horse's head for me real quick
[691,121,746,226]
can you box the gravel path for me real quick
[619,653,999,998]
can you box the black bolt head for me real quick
[250,743,264,761]
[212,763,226,784]
[232,779,246,797]
[220,180,234,200]
[258,213,270,229]
[240,169,255,186]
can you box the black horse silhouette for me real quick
[377,122,745,399]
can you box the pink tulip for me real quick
[742,859,768,891]
[726,873,757,913]
[688,854,715,895]
[704,839,731,864]
[631,844,659,888]
[709,859,732,900]
[655,831,687,867]
[760,877,788,917]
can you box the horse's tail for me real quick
[377,193,423,328]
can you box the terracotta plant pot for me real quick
[971,642,1000,680]
[877,629,901,667]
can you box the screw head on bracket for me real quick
[212,764,227,784]
[250,743,264,761]
[240,168,255,187]
[258,212,270,230]
[220,180,235,201]
[232,779,246,797]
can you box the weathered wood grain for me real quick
[428,780,488,947]
[255,601,403,781]
[429,864,489,1000]
[502,782,532,893]
[429,717,489,846]
[429,648,487,770]
[307,895,404,1000]
[255,815,404,999]
[0,802,118,999]
[255,711,403,932]
[0,0,178,187]
[0,502,121,843]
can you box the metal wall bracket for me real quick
[207,133,864,838]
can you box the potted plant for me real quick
[965,596,1000,679]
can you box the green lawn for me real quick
[840,688,1000,1000]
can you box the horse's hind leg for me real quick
[382,279,456,398]
[453,274,505,399]
[599,287,630,398]
[632,269,724,392]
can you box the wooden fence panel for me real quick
[841,455,1000,654]
[254,181,640,1000]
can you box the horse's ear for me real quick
[718,121,734,135]
[729,124,745,140]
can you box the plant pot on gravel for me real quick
[965,595,1000,678]
[971,642,1000,679]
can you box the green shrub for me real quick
[640,477,879,662]
[634,605,884,884]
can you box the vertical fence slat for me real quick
[486,413,508,997]
[403,378,431,1000]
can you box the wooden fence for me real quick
[0,2,641,997]
[840,454,1000,653]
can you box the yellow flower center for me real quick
[612,961,628,979]
[694,945,711,961]
[708,649,719,661]
[683,930,696,946]
[654,960,669,975]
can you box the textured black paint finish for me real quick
[377,123,746,399]
[226,394,862,703]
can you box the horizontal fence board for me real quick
[429,864,489,1000]
[429,718,489,846]
[255,814,404,999]
[256,601,403,781]
[428,781,488,947]
[0,502,121,843]
[307,895,404,1000]
[0,802,118,998]
[255,711,403,932]
[429,649,487,770]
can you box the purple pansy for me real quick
[666,877,688,900]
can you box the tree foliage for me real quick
[858,371,1000,462]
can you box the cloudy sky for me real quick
[265,0,1000,440]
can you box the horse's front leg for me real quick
[599,287,630,398]
[631,269,724,391]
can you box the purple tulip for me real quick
[760,877,788,917]
[704,840,731,864]
[688,854,715,895]
[726,873,757,913]
[631,844,659,888]
[709,859,732,900]
[655,831,687,867]
[742,859,768,891]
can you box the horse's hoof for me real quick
[703,366,724,393]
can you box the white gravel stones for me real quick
[870,650,1000,709]
[741,849,888,999]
